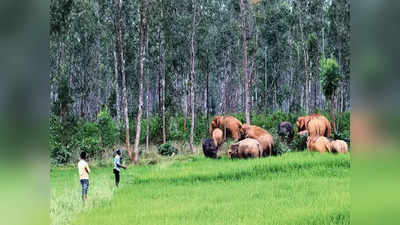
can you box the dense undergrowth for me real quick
[50,107,350,164]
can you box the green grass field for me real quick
[51,152,350,225]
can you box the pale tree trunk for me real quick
[222,51,228,114]
[206,70,209,127]
[299,16,309,114]
[184,72,188,132]
[145,23,150,152]
[240,0,250,124]
[113,50,121,133]
[189,0,197,154]
[157,26,161,112]
[115,0,131,159]
[158,9,166,144]
[134,6,146,163]
[264,46,268,113]
[161,40,166,144]
[330,95,337,135]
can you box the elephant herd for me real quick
[203,113,348,159]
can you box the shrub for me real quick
[97,106,118,148]
[49,115,79,164]
[78,121,100,158]
[269,128,291,155]
[291,133,308,151]
[158,143,178,156]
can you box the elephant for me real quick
[240,124,274,157]
[307,135,331,153]
[202,138,218,159]
[209,115,242,141]
[296,114,331,138]
[212,128,223,149]
[329,140,348,154]
[228,138,261,159]
[278,121,294,142]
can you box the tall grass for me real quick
[51,152,350,225]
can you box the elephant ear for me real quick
[217,116,224,127]
[298,119,304,130]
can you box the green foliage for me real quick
[307,33,319,58]
[50,111,350,164]
[52,76,73,119]
[269,127,291,155]
[50,0,73,34]
[158,143,178,156]
[291,133,308,151]
[49,115,75,164]
[319,58,341,98]
[78,121,101,158]
[97,106,118,148]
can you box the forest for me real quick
[49,0,350,164]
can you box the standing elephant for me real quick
[209,115,242,141]
[278,121,294,142]
[228,138,261,159]
[212,128,223,149]
[240,124,274,157]
[296,114,331,138]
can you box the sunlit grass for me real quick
[51,151,350,225]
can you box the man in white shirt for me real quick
[78,152,90,202]
[113,149,126,187]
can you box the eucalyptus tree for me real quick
[320,58,342,135]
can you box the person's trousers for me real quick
[80,179,89,195]
[113,169,120,186]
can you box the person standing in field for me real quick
[78,152,90,203]
[113,149,127,187]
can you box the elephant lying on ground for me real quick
[240,124,274,157]
[278,121,294,142]
[202,138,218,159]
[209,115,242,141]
[307,136,330,153]
[329,140,348,154]
[228,138,261,159]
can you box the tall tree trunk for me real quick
[134,6,146,163]
[189,0,197,153]
[158,8,166,144]
[299,16,309,114]
[330,95,337,135]
[206,70,209,127]
[146,69,150,152]
[264,46,268,113]
[145,20,150,152]
[157,27,161,112]
[161,43,166,145]
[113,50,121,133]
[184,72,188,132]
[240,0,250,124]
[115,0,131,159]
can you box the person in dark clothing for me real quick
[113,149,127,187]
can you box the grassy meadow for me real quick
[51,148,350,225]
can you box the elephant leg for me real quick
[232,132,239,141]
